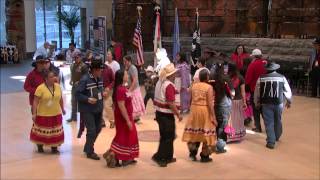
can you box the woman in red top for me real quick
[230,45,249,72]
[108,69,139,167]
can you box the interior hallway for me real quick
[1,62,319,179]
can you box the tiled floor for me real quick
[1,62,319,179]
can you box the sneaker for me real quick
[87,153,100,160]
[266,143,275,149]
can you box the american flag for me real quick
[133,16,144,66]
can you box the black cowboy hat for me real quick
[312,37,320,44]
[31,55,50,67]
[265,62,280,71]
[90,58,105,69]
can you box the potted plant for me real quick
[56,6,80,44]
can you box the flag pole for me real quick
[154,5,161,69]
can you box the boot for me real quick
[51,147,59,154]
[189,150,198,161]
[37,144,44,153]
[200,153,212,163]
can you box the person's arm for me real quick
[118,101,132,130]
[129,68,138,92]
[76,77,90,103]
[59,88,66,115]
[166,85,182,121]
[245,64,253,89]
[283,77,292,108]
[24,73,35,93]
[207,86,217,126]
[32,96,39,121]
[254,78,261,108]
[240,83,247,109]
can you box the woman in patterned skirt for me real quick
[182,69,217,162]
[30,69,65,153]
[227,62,247,142]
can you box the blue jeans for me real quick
[262,104,283,145]
[215,104,231,151]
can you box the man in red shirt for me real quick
[245,49,267,132]
[24,56,49,112]
[153,63,183,167]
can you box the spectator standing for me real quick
[245,49,267,133]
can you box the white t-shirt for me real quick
[193,67,210,82]
[66,48,81,63]
[105,60,120,75]
[33,45,48,60]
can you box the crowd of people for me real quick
[23,37,320,168]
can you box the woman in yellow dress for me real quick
[30,69,65,153]
[182,69,217,162]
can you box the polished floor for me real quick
[1,61,319,179]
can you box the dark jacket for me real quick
[76,73,104,113]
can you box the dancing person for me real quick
[30,69,65,153]
[123,56,145,123]
[182,69,217,162]
[76,59,105,160]
[152,63,183,167]
[102,63,115,128]
[227,62,247,142]
[254,62,292,149]
[175,52,191,114]
[144,66,157,107]
[106,69,139,167]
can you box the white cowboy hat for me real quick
[144,65,154,72]
[159,63,178,80]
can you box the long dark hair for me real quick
[234,44,247,54]
[178,52,187,64]
[213,62,231,102]
[228,62,240,78]
[112,68,125,102]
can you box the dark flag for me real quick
[191,8,201,75]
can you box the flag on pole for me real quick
[191,8,201,67]
[153,6,161,68]
[133,7,144,66]
[172,8,180,63]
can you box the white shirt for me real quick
[33,45,48,60]
[105,60,120,74]
[66,48,81,63]
[193,67,210,82]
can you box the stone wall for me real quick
[162,37,314,64]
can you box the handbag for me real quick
[224,120,235,136]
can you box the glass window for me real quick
[35,0,81,49]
